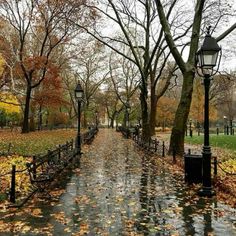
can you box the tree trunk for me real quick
[38,105,42,131]
[169,70,194,155]
[110,112,117,129]
[22,86,32,133]
[149,83,158,136]
[29,115,35,132]
[110,118,114,128]
[140,85,151,141]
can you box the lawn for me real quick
[185,134,236,151]
[0,129,77,156]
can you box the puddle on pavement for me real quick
[0,129,236,235]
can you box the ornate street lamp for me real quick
[75,83,84,155]
[196,27,221,197]
[223,115,228,135]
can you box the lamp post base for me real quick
[198,187,216,197]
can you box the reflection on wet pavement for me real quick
[0,129,236,235]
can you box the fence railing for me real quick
[0,128,99,206]
[132,134,168,157]
[7,139,75,205]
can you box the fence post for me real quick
[214,156,217,176]
[154,139,157,152]
[33,156,37,179]
[162,141,165,157]
[10,165,16,203]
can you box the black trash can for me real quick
[184,154,202,184]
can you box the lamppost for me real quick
[95,110,98,130]
[216,123,219,135]
[223,116,226,134]
[75,83,84,155]
[189,119,193,137]
[229,119,233,135]
[196,27,221,197]
[223,115,228,135]
[125,102,131,138]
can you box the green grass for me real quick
[185,134,236,151]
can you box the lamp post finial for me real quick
[206,25,211,35]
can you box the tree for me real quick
[71,0,189,140]
[156,96,177,131]
[155,0,236,154]
[108,51,140,128]
[74,39,109,128]
[0,0,93,133]
[190,78,218,125]
[212,73,236,122]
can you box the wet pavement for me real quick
[0,128,236,235]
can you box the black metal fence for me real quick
[0,128,99,206]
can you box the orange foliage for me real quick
[190,79,218,122]
[32,64,69,109]
[48,112,69,126]
[156,96,177,125]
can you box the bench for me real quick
[82,128,98,144]
[26,140,75,192]
[26,159,55,192]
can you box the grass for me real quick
[0,129,77,156]
[185,134,236,151]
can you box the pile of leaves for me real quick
[0,155,32,203]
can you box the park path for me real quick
[0,128,236,235]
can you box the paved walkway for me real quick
[0,129,236,235]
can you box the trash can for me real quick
[184,154,202,184]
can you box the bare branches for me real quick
[216,22,236,42]
[155,0,187,73]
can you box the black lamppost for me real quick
[229,119,233,135]
[125,102,131,138]
[189,119,193,137]
[127,103,131,127]
[216,123,219,135]
[223,116,227,134]
[75,83,84,155]
[196,27,221,197]
[95,110,98,130]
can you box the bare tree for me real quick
[108,51,140,127]
[71,0,193,140]
[155,0,236,154]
